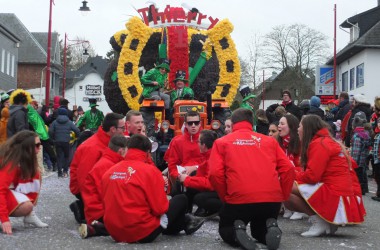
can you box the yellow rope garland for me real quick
[117,17,154,111]
[113,29,129,48]
[206,19,240,105]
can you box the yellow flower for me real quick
[206,19,240,106]
[117,17,154,111]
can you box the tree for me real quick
[239,57,252,89]
[105,48,119,63]
[245,33,264,89]
[60,36,96,71]
[262,24,330,78]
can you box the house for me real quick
[64,56,112,114]
[0,13,61,102]
[0,22,20,92]
[326,5,380,103]
[252,67,315,110]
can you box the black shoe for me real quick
[371,196,380,202]
[265,218,282,250]
[184,214,205,235]
[194,207,207,217]
[194,208,218,219]
[70,201,83,224]
[233,220,257,250]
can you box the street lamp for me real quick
[79,1,90,12]
[63,33,89,98]
[45,0,90,107]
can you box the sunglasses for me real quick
[35,142,42,149]
[186,121,200,126]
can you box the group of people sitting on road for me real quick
[1,81,376,250]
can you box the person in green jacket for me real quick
[240,94,257,131]
[77,98,104,132]
[170,70,194,106]
[140,59,171,110]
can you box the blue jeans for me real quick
[55,141,70,175]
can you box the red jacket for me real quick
[0,163,41,223]
[183,150,213,191]
[70,126,110,195]
[209,121,295,204]
[82,147,124,224]
[296,128,356,196]
[167,128,203,179]
[102,149,169,243]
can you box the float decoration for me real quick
[104,4,241,114]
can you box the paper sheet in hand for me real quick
[177,165,186,174]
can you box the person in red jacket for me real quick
[79,134,129,238]
[179,129,221,217]
[209,108,295,250]
[284,115,366,237]
[69,112,126,224]
[166,110,203,198]
[125,110,144,136]
[101,134,205,243]
[0,131,48,235]
[277,114,304,220]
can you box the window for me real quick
[350,68,355,90]
[1,49,5,73]
[356,63,364,88]
[342,71,348,92]
[6,52,10,75]
[350,25,359,42]
[11,55,15,77]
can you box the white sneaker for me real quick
[301,215,330,237]
[290,212,307,220]
[283,209,293,219]
[24,211,48,228]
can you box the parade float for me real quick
[103,3,241,140]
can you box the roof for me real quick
[65,56,109,89]
[32,32,60,64]
[0,13,59,64]
[340,6,380,36]
[0,23,20,42]
[327,6,380,65]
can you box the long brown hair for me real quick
[299,115,330,168]
[277,114,300,155]
[0,130,39,179]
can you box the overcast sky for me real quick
[1,0,378,60]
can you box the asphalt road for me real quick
[1,173,379,250]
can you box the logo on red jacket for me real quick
[232,135,261,148]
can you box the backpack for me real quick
[341,110,352,141]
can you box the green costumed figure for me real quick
[140,59,171,109]
[170,70,194,106]
[76,98,104,132]
[27,104,49,141]
[240,94,257,131]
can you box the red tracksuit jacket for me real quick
[82,147,124,224]
[69,126,110,195]
[102,149,169,243]
[209,121,295,204]
[166,128,203,179]
[183,150,213,191]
